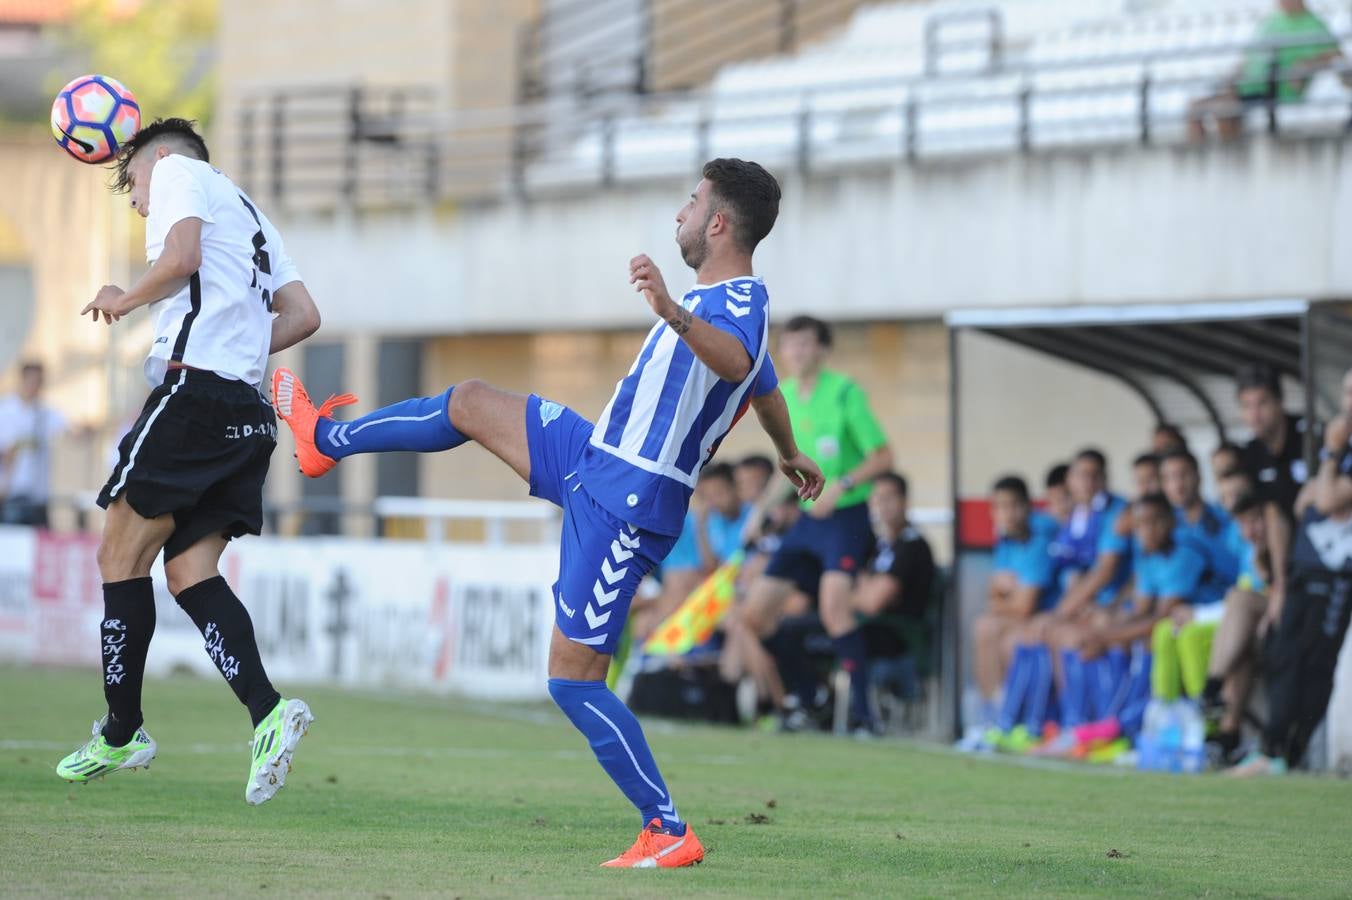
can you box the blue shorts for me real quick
[526,395,678,655]
[764,502,875,596]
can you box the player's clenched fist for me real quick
[629,254,674,317]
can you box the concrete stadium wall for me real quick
[277,135,1352,337]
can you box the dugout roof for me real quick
[946,298,1352,441]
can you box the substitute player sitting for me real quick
[270,158,824,868]
[57,119,321,804]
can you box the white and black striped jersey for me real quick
[141,154,300,388]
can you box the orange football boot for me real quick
[271,367,357,478]
[601,819,704,869]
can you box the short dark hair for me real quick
[1235,363,1282,401]
[1135,492,1174,520]
[1159,448,1199,472]
[1154,422,1187,451]
[736,454,774,478]
[992,475,1030,503]
[700,462,735,485]
[783,315,832,348]
[1133,452,1160,469]
[701,157,781,253]
[113,117,210,193]
[1075,447,1108,472]
[874,471,908,498]
[1212,441,1243,459]
[1045,463,1069,489]
[1231,491,1265,518]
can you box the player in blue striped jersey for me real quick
[272,158,823,868]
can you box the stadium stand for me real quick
[231,0,1352,210]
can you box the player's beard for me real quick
[678,212,713,270]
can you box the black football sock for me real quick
[100,577,156,747]
[1200,676,1223,707]
[175,575,281,727]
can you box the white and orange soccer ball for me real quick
[50,74,141,164]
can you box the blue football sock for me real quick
[548,678,685,835]
[997,645,1033,732]
[1060,647,1091,728]
[1022,644,1054,736]
[317,386,468,460]
[1118,648,1154,740]
[832,629,872,725]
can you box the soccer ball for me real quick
[50,74,141,164]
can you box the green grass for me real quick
[2,668,1350,898]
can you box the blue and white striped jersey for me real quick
[577,275,778,536]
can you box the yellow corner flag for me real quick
[643,553,744,656]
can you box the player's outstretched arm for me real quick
[752,387,825,501]
[269,281,322,354]
[630,255,752,382]
[81,217,202,324]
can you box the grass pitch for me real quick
[2,667,1350,898]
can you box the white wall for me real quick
[277,135,1352,336]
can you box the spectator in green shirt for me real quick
[739,315,893,727]
[1188,0,1343,143]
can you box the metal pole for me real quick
[239,104,255,193]
[344,86,362,205]
[1017,84,1032,152]
[1139,69,1152,146]
[796,102,812,175]
[1302,307,1318,474]
[946,325,962,742]
[1267,52,1280,135]
[270,94,285,207]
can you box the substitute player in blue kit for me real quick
[272,158,824,868]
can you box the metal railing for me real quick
[234,29,1352,213]
[518,0,869,102]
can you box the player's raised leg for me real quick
[165,533,312,805]
[56,498,173,782]
[272,369,530,482]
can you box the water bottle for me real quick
[1137,699,1167,771]
[1178,699,1206,774]
[1160,701,1183,773]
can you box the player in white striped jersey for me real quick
[272,158,823,868]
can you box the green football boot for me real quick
[246,698,313,806]
[56,718,156,783]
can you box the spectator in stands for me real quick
[1187,0,1342,142]
[0,362,65,528]
[1047,448,1132,621]
[1232,367,1352,776]
[1237,364,1312,517]
[734,454,774,508]
[820,471,935,734]
[741,315,892,722]
[1199,489,1275,766]
[1043,463,1072,526]
[1132,452,1162,499]
[1211,442,1245,485]
[970,476,1058,730]
[633,463,747,640]
[1160,449,1240,603]
[1152,424,1188,455]
[987,450,1130,751]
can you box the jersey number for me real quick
[237,194,273,312]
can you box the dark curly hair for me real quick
[111,117,209,193]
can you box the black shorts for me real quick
[97,368,277,561]
[763,502,875,597]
